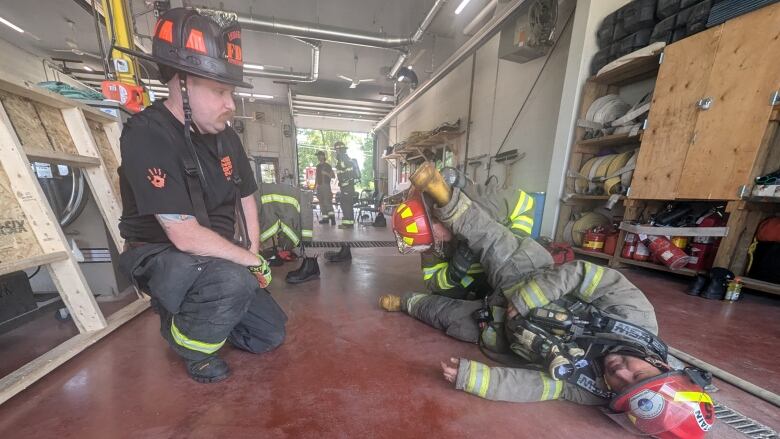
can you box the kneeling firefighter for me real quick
[393,168,537,300]
[381,163,715,438]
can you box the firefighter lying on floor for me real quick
[381,163,715,439]
[410,175,536,301]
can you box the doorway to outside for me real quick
[296,129,375,192]
[254,156,280,184]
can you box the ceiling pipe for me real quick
[243,38,320,83]
[206,10,413,49]
[464,0,499,35]
[388,0,447,78]
[375,0,529,131]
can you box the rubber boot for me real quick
[285,256,320,284]
[319,217,331,224]
[186,356,230,383]
[379,294,401,312]
[330,216,336,225]
[687,274,709,296]
[324,245,352,262]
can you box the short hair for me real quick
[334,141,345,148]
[316,150,326,156]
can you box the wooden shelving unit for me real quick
[557,8,780,297]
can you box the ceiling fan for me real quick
[52,20,102,60]
[338,54,376,88]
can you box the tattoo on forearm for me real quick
[156,214,195,229]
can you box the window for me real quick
[254,157,279,184]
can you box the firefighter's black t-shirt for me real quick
[118,100,257,243]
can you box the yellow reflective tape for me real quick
[580,262,605,300]
[423,262,448,275]
[170,318,225,354]
[540,373,551,400]
[260,220,280,241]
[467,263,484,274]
[478,365,490,398]
[511,190,534,219]
[341,219,354,225]
[674,392,713,405]
[260,194,300,212]
[280,223,300,246]
[528,279,550,308]
[460,275,474,287]
[437,268,455,289]
[552,379,563,399]
[466,362,478,394]
[423,273,434,280]
[301,229,313,238]
[518,285,537,309]
[397,203,407,212]
[400,206,412,219]
[406,222,419,234]
[403,236,414,246]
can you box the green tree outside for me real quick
[296,128,375,192]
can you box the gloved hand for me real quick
[248,254,272,288]
[449,241,477,281]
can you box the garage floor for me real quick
[0,220,778,438]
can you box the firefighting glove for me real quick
[248,254,272,288]
[449,242,477,282]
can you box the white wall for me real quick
[237,100,297,184]
[0,37,87,89]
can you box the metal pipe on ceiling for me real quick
[293,105,389,116]
[388,0,447,78]
[243,38,320,83]
[374,0,529,131]
[464,0,499,35]
[293,100,392,112]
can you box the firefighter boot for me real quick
[330,216,336,225]
[324,245,352,262]
[285,256,320,284]
[379,294,401,312]
[186,356,230,384]
[410,161,452,206]
[319,217,331,224]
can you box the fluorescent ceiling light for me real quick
[454,0,472,15]
[244,63,264,70]
[0,16,24,33]
[236,92,274,99]
[83,65,94,72]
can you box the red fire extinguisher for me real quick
[622,233,637,259]
[644,235,690,269]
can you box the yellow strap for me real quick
[674,391,713,405]
[260,194,300,212]
[170,318,225,354]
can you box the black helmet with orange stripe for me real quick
[117,7,251,88]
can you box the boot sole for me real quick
[189,370,230,384]
[285,274,320,284]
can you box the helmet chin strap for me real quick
[179,72,208,189]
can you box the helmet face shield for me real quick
[608,371,715,438]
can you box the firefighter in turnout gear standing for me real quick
[116,8,286,384]
[334,141,360,229]
[315,150,335,225]
[380,164,715,439]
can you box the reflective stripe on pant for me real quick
[509,190,534,236]
[317,188,334,218]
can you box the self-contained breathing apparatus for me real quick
[473,295,672,399]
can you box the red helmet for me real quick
[607,371,715,438]
[392,192,434,254]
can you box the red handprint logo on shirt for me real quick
[147,168,166,189]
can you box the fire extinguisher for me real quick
[622,233,637,259]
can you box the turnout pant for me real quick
[318,187,335,219]
[120,244,287,361]
[340,184,356,225]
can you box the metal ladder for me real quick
[715,403,779,438]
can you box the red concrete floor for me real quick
[0,225,778,437]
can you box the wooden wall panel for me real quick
[0,166,44,267]
[629,27,723,199]
[0,90,53,152]
[33,103,79,156]
[87,119,121,201]
[677,3,780,199]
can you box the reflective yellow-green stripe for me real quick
[341,219,354,225]
[511,215,534,235]
[301,229,313,238]
[260,220,280,241]
[579,262,604,300]
[467,263,484,274]
[280,222,300,246]
[260,194,300,212]
[436,267,455,289]
[465,361,491,398]
[423,262,448,280]
[170,318,225,354]
[518,279,549,310]
[539,373,563,401]
[511,190,534,220]
[460,274,474,288]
